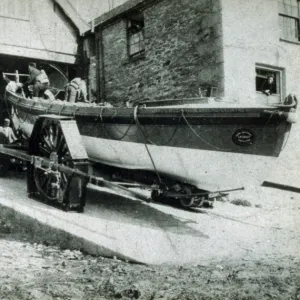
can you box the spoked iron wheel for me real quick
[180,196,205,208]
[179,186,206,208]
[33,121,72,205]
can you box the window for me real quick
[279,14,299,41]
[278,0,300,42]
[256,67,282,96]
[127,12,145,58]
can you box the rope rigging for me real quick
[134,106,162,184]
[98,107,134,141]
[181,111,234,151]
[133,106,182,146]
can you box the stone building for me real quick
[84,0,300,106]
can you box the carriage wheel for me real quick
[180,196,206,208]
[32,121,72,206]
[179,186,207,208]
[180,197,196,208]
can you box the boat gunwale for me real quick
[5,89,288,120]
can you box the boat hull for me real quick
[82,135,276,190]
[5,89,293,190]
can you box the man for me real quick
[65,78,89,103]
[78,78,88,102]
[0,119,17,144]
[22,62,50,98]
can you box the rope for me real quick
[133,106,182,146]
[134,106,162,183]
[254,110,279,140]
[29,101,36,112]
[99,106,119,120]
[14,106,29,124]
[182,111,234,151]
[98,107,133,141]
[13,99,39,124]
[46,103,54,114]
[182,109,281,152]
[73,106,79,118]
[58,103,65,115]
[280,128,291,152]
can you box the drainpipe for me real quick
[96,28,106,103]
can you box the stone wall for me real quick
[94,0,223,105]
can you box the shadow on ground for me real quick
[85,187,208,239]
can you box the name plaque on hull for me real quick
[232,129,254,146]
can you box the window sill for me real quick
[279,38,300,45]
[255,92,283,105]
[122,52,146,65]
[256,91,280,96]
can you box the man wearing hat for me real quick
[20,62,50,99]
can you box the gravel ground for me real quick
[0,233,300,300]
[1,203,300,300]
[1,171,300,299]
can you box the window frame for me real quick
[126,14,145,59]
[255,65,284,102]
[278,0,300,42]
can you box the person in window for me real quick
[261,75,276,96]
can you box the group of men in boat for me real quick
[1,63,91,144]
[17,62,89,103]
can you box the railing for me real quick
[3,70,63,98]
[3,70,29,84]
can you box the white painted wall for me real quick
[221,0,300,104]
[0,0,78,63]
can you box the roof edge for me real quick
[91,0,162,30]
[53,0,90,35]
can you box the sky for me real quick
[70,0,128,22]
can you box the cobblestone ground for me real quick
[0,230,300,300]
